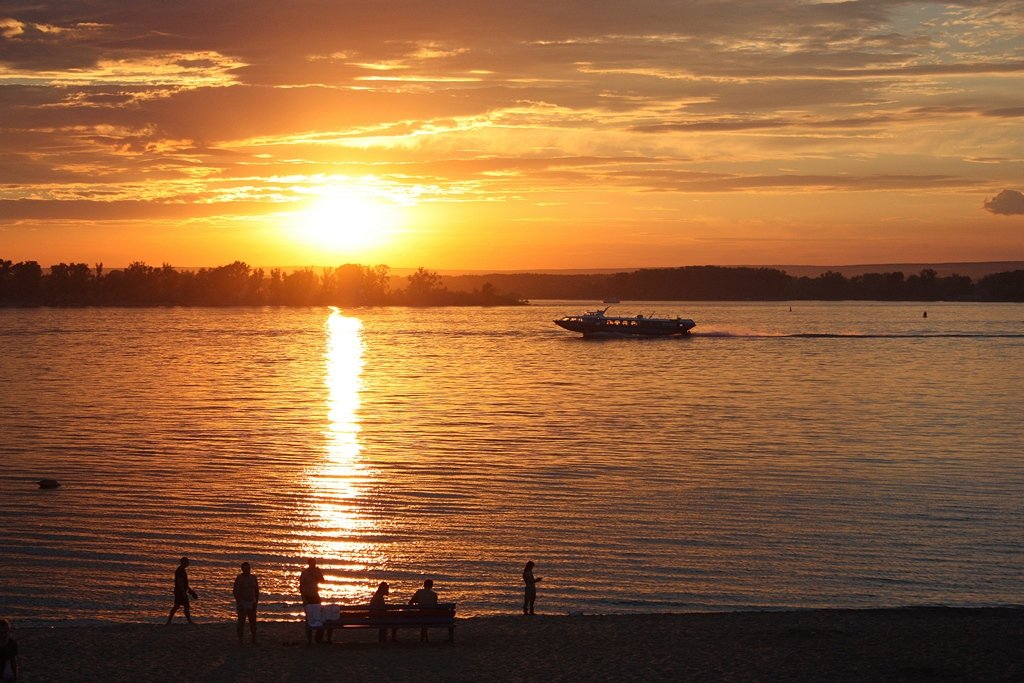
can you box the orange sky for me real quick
[1,1,1022,270]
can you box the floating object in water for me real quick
[923,311,928,318]
[37,478,61,489]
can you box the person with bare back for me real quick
[233,562,260,644]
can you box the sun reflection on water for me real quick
[299,307,381,602]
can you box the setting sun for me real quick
[290,188,401,258]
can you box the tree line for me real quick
[2,260,1021,306]
[0,260,526,307]
[442,266,1024,302]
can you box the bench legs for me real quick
[305,625,333,645]
[313,624,453,644]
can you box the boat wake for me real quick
[693,331,1024,339]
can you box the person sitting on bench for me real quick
[409,579,439,641]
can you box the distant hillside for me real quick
[438,265,1024,301]
[763,262,1024,279]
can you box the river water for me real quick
[1,302,1021,624]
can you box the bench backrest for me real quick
[307,603,456,626]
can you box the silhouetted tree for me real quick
[46,263,95,305]
[197,261,256,305]
[274,268,321,305]
[7,261,44,305]
[906,268,938,300]
[321,263,391,306]
[0,259,14,303]
[403,267,447,305]
[850,271,904,300]
[977,269,1024,301]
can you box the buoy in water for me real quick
[923,311,928,318]
[38,478,61,489]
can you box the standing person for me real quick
[299,558,324,605]
[166,557,198,624]
[523,561,542,615]
[232,562,260,645]
[409,579,439,641]
[300,558,326,644]
[0,619,16,683]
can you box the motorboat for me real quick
[554,308,696,337]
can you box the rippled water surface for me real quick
[1,302,1022,623]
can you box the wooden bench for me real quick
[305,603,457,644]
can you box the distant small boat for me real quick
[38,478,61,489]
[602,297,620,304]
[554,308,696,337]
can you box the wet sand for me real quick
[11,608,1022,682]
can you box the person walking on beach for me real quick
[166,557,198,624]
[523,561,542,615]
[409,579,439,641]
[300,558,326,644]
[0,619,17,683]
[232,562,260,644]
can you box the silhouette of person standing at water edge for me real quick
[233,562,260,644]
[166,557,198,624]
[300,558,325,605]
[300,558,326,643]
[523,561,542,615]
[0,619,17,683]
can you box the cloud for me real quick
[983,189,1024,215]
[2,0,1023,266]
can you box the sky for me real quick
[1,0,1023,270]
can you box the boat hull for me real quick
[554,317,695,337]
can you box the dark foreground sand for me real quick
[12,608,1022,682]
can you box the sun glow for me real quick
[291,187,400,257]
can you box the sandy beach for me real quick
[9,607,1021,682]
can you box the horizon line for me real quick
[13,259,1022,275]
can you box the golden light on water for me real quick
[301,308,382,601]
